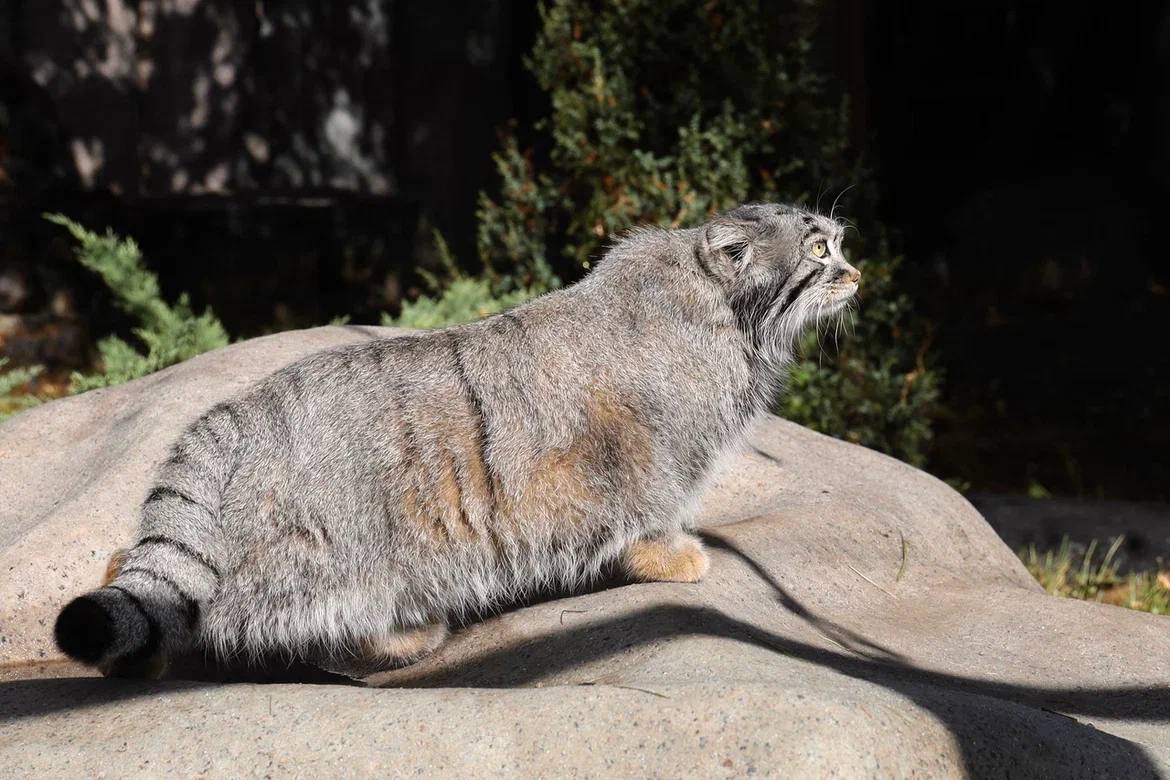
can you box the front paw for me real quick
[622,534,710,583]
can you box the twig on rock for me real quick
[847,564,896,599]
[560,608,590,625]
[896,530,908,583]
[579,681,671,699]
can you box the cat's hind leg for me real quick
[621,533,710,583]
[318,623,449,678]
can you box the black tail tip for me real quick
[54,595,114,664]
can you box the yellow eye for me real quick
[812,240,827,258]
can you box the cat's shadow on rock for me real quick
[163,536,896,687]
[163,567,635,686]
[164,654,362,686]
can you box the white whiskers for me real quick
[830,184,857,222]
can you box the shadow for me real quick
[0,676,218,722]
[0,652,359,723]
[699,529,907,662]
[1,535,1165,775]
[366,602,1170,721]
[749,444,785,467]
[164,653,361,687]
[341,324,391,341]
[2,601,1162,776]
[376,603,1165,776]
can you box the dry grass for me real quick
[1020,537,1170,615]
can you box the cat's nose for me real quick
[841,264,861,284]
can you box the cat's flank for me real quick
[54,203,859,678]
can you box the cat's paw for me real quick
[319,623,449,678]
[364,622,449,666]
[622,534,710,583]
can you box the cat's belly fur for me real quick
[196,452,687,657]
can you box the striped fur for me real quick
[54,203,859,677]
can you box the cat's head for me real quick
[696,202,859,356]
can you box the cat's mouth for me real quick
[821,281,859,311]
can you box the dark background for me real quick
[1,1,1167,500]
[862,3,1170,499]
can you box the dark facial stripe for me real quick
[732,268,792,335]
[118,567,201,629]
[776,262,823,313]
[105,584,161,663]
[447,333,499,513]
[135,535,221,580]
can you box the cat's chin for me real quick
[820,285,857,313]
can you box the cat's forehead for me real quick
[723,203,843,240]
[788,207,843,239]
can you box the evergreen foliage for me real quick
[45,214,229,392]
[383,229,539,329]
[0,359,42,422]
[468,0,939,465]
[383,276,536,330]
[8,4,941,468]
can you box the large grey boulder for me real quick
[1,327,1167,778]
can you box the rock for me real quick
[1,326,1167,778]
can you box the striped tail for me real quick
[54,401,242,677]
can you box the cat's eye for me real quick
[811,240,827,258]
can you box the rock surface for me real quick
[1,326,1168,778]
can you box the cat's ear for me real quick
[702,217,760,276]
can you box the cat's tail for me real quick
[54,401,242,676]
[53,536,222,676]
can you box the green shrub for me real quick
[0,359,43,422]
[45,214,229,392]
[383,229,538,329]
[467,0,939,465]
[383,276,536,329]
[1,216,231,421]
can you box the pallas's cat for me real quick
[55,203,860,677]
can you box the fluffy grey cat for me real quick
[54,202,859,678]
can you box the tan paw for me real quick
[362,622,449,665]
[320,623,449,678]
[622,534,710,583]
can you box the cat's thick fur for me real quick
[54,203,858,677]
